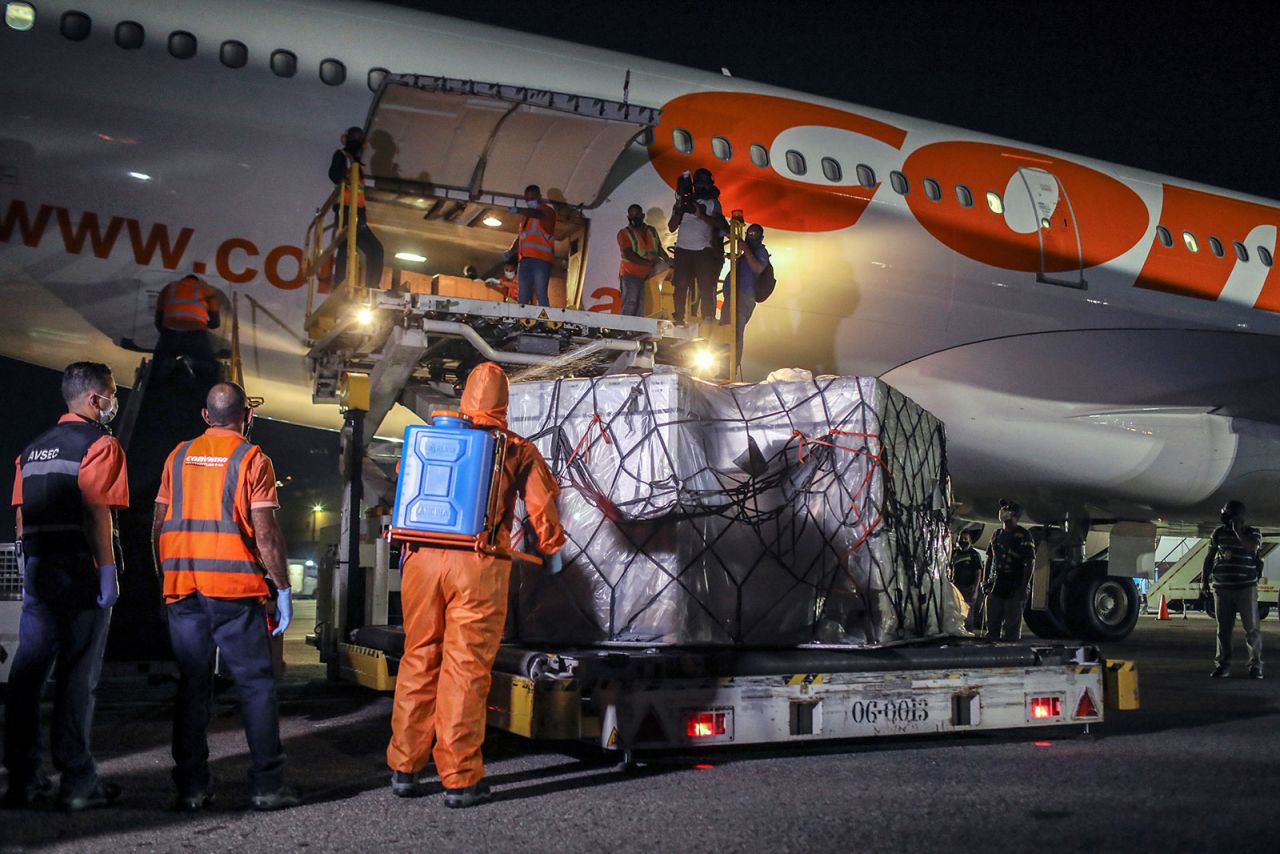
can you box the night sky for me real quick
[390,0,1280,200]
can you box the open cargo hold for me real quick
[504,370,961,647]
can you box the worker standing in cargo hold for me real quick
[617,204,668,316]
[328,125,385,289]
[1202,500,1263,679]
[4,362,127,811]
[510,184,557,306]
[387,362,564,808]
[153,383,299,811]
[154,274,223,382]
[982,501,1036,641]
[950,531,984,631]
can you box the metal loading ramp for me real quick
[306,288,726,435]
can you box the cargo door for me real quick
[363,75,660,207]
[1010,167,1086,289]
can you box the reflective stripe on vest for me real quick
[161,278,210,330]
[19,420,103,562]
[160,437,268,598]
[624,225,657,257]
[1211,531,1260,587]
[518,204,556,263]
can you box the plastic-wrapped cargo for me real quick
[504,369,957,647]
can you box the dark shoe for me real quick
[250,787,301,812]
[443,779,492,809]
[174,788,215,812]
[1210,665,1230,678]
[1248,666,1263,680]
[391,769,433,798]
[2,776,54,809]
[58,781,121,812]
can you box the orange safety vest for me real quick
[517,202,556,263]
[341,181,365,208]
[159,433,269,600]
[159,277,213,331]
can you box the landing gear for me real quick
[1025,524,1142,643]
[1062,570,1140,642]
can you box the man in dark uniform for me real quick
[1202,500,1263,679]
[328,125,385,289]
[982,501,1036,641]
[950,531,984,631]
[4,362,129,811]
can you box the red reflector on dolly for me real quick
[1075,689,1099,719]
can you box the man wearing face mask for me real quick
[982,501,1036,641]
[1202,500,1263,679]
[328,125,385,289]
[5,362,129,811]
[509,184,558,307]
[152,383,299,811]
[483,260,520,302]
[949,531,984,631]
[616,204,669,316]
[668,168,729,326]
[721,223,769,372]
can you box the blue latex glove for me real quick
[272,588,293,637]
[97,564,119,609]
[544,551,564,575]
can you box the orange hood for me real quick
[460,362,509,430]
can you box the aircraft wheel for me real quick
[1065,573,1140,642]
[1024,594,1071,639]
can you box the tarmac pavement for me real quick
[1,606,1278,853]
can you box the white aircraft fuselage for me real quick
[4,0,1280,528]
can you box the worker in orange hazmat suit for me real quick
[386,362,564,808]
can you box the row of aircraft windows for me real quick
[4,4,390,90]
[672,128,1009,213]
[673,130,1276,266]
[1155,226,1274,267]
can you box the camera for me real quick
[675,171,698,214]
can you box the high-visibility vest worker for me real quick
[156,424,278,601]
[517,199,557,263]
[330,125,367,209]
[157,275,220,332]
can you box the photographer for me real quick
[667,168,728,326]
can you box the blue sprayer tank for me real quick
[392,412,496,538]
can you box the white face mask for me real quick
[94,392,119,424]
[503,270,516,280]
[998,509,1014,523]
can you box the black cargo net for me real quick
[507,373,954,646]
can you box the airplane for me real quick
[4,0,1280,640]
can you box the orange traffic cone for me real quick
[1157,594,1170,621]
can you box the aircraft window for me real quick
[1208,236,1224,257]
[749,143,769,168]
[856,164,876,188]
[673,129,693,154]
[115,20,144,50]
[711,136,732,161]
[60,10,90,40]
[956,185,974,207]
[890,171,909,195]
[320,59,346,86]
[6,2,35,31]
[785,150,807,176]
[985,191,1003,214]
[821,157,842,182]
[923,178,942,202]
[1233,240,1249,262]
[1259,246,1274,267]
[168,31,197,60]
[271,49,297,78]
[1182,231,1199,253]
[368,67,389,93]
[1155,226,1173,247]
[220,40,248,69]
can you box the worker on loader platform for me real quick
[154,274,222,382]
[387,362,564,808]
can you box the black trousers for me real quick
[167,592,285,796]
[672,247,722,323]
[334,208,385,289]
[3,596,111,797]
